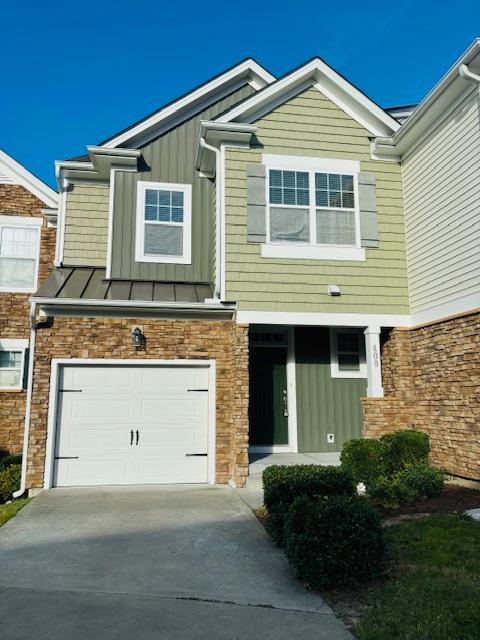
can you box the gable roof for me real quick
[0,149,58,208]
[213,56,400,137]
[99,58,275,150]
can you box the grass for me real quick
[0,498,29,527]
[332,514,480,640]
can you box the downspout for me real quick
[459,64,480,83]
[199,137,222,300]
[13,302,37,498]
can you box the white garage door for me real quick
[53,364,210,487]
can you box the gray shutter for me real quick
[247,163,266,243]
[359,173,379,248]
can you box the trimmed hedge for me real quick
[381,430,429,474]
[0,454,22,473]
[340,438,385,488]
[370,464,444,509]
[263,465,355,545]
[284,495,385,589]
[0,464,21,503]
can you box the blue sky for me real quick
[2,1,480,188]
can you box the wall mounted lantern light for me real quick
[132,326,145,350]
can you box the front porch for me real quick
[249,452,341,477]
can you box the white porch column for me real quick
[364,325,384,397]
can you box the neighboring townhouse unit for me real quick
[12,43,479,495]
[0,149,58,454]
[366,39,480,480]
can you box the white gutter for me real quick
[459,63,480,83]
[13,302,37,498]
[31,296,235,312]
[199,137,222,300]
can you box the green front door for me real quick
[249,346,288,446]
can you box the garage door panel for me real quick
[53,364,211,487]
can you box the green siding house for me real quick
[17,54,420,492]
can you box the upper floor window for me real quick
[330,328,366,379]
[135,181,192,264]
[267,168,358,247]
[0,216,42,292]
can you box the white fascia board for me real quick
[100,59,275,150]
[236,310,411,328]
[196,121,257,172]
[215,58,399,137]
[32,296,236,313]
[381,39,480,158]
[0,149,58,208]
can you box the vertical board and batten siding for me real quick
[295,328,366,452]
[111,84,255,282]
[402,88,480,314]
[63,182,110,266]
[224,87,410,313]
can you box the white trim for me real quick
[236,310,411,327]
[101,59,275,149]
[32,296,235,312]
[106,168,116,278]
[215,58,399,137]
[410,292,480,327]
[135,181,192,265]
[0,338,29,391]
[286,327,298,452]
[261,244,366,261]
[44,358,217,489]
[262,154,360,174]
[55,176,68,267]
[0,216,42,293]
[364,326,384,397]
[330,328,367,379]
[220,144,227,300]
[0,149,58,208]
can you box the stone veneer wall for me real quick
[27,317,249,489]
[363,311,480,480]
[0,184,56,454]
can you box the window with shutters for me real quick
[267,168,359,248]
[135,181,192,264]
[0,216,42,292]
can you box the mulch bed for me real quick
[378,483,480,522]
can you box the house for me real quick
[0,149,58,455]
[5,42,480,494]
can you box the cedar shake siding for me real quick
[0,184,56,453]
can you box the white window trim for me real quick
[0,215,42,293]
[262,155,363,261]
[330,328,367,379]
[0,338,29,391]
[135,181,192,265]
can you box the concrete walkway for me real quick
[0,486,352,639]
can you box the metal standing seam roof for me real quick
[34,268,213,304]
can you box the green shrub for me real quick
[284,495,385,590]
[0,454,22,472]
[340,438,385,488]
[263,465,355,545]
[370,464,444,509]
[381,430,429,474]
[0,464,21,503]
[398,464,444,499]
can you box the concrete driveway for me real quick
[0,486,353,639]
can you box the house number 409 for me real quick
[372,344,379,368]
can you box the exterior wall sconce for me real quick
[328,284,341,296]
[132,326,145,350]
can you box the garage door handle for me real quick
[54,456,79,460]
[186,453,207,457]
[187,389,208,392]
[130,430,134,446]
[136,430,139,446]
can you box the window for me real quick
[0,339,28,390]
[135,182,192,264]
[267,169,357,247]
[330,329,366,379]
[0,216,42,292]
